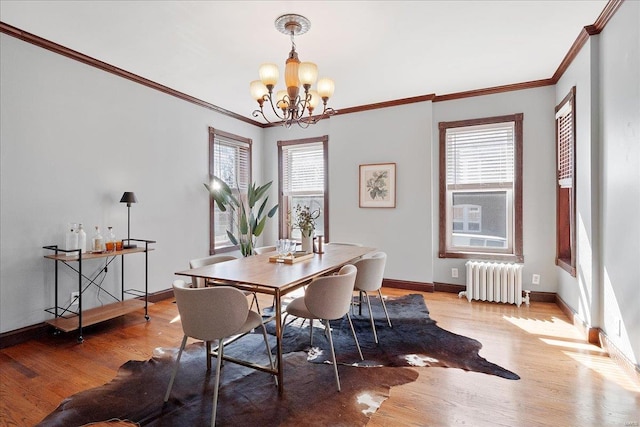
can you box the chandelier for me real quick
[250,14,336,128]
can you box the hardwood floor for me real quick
[1,289,638,426]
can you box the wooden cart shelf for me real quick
[43,238,155,342]
[46,299,152,332]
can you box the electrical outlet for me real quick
[451,268,459,278]
[70,291,80,306]
[532,274,540,285]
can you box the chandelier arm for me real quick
[264,94,288,120]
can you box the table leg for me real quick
[274,289,284,394]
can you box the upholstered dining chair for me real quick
[352,251,391,344]
[189,254,261,369]
[282,264,363,391]
[253,245,276,255]
[165,280,274,427]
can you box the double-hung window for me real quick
[439,114,523,262]
[209,127,251,254]
[278,136,328,241]
[555,87,576,276]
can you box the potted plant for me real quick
[290,204,320,253]
[205,176,278,257]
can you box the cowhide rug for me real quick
[38,294,518,426]
[274,293,520,380]
[37,338,418,426]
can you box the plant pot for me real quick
[301,230,314,253]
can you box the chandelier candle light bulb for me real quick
[250,13,336,128]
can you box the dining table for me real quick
[174,243,376,394]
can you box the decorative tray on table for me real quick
[268,251,314,264]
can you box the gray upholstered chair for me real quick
[253,245,276,255]
[164,280,274,427]
[282,264,363,391]
[189,255,237,288]
[352,251,391,343]
[189,254,261,369]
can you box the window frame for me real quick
[208,127,252,255]
[555,87,577,276]
[277,135,329,242]
[439,113,524,262]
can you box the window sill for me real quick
[439,251,524,263]
[556,258,576,277]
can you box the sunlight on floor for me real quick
[564,351,640,393]
[539,338,607,353]
[503,314,640,393]
[503,315,583,339]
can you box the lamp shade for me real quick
[298,62,318,86]
[317,78,335,99]
[250,80,268,101]
[259,63,279,87]
[120,192,138,205]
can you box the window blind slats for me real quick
[282,142,324,193]
[446,123,515,187]
[213,135,250,191]
[557,107,573,187]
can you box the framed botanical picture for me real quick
[359,163,396,208]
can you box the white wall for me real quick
[597,0,639,365]
[262,102,434,283]
[555,0,639,367]
[432,87,558,291]
[0,34,263,333]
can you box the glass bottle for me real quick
[105,226,116,252]
[92,226,104,253]
[77,223,87,254]
[65,223,79,255]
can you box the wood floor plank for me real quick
[1,290,638,426]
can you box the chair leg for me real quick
[364,291,379,344]
[346,312,364,360]
[211,339,224,427]
[309,318,314,346]
[164,335,187,402]
[249,292,261,316]
[377,289,392,327]
[325,320,341,392]
[206,341,212,371]
[259,321,278,387]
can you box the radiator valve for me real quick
[523,290,531,306]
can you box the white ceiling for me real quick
[0,1,607,123]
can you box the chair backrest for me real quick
[172,279,249,341]
[189,255,237,287]
[304,264,357,320]
[253,245,276,255]
[353,251,387,292]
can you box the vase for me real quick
[301,229,314,253]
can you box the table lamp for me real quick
[120,192,138,249]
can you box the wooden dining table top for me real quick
[175,244,375,293]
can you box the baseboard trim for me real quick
[382,279,434,292]
[555,294,600,345]
[0,288,175,349]
[600,330,640,382]
[433,282,556,303]
[433,282,465,293]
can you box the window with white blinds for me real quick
[446,122,515,188]
[209,128,252,253]
[556,101,574,188]
[439,114,523,262]
[555,87,576,276]
[278,136,328,240]
[282,142,324,195]
[212,135,250,192]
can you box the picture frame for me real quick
[359,163,396,208]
